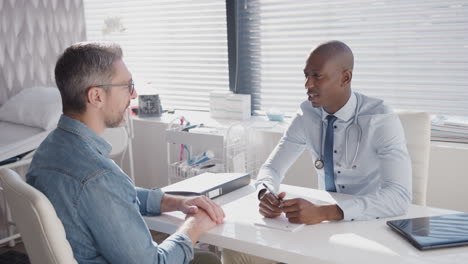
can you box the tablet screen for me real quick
[387,213,468,250]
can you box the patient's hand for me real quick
[179,195,225,224]
[161,194,225,224]
[180,210,218,245]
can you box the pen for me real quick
[262,183,283,206]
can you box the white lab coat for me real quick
[257,92,412,221]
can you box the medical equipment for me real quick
[166,121,262,184]
[189,150,214,165]
[315,95,362,170]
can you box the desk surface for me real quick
[144,183,468,264]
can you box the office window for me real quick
[83,0,229,111]
[236,0,468,116]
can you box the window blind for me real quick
[236,0,468,116]
[83,0,229,111]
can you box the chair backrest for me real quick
[0,168,77,264]
[102,126,129,157]
[396,111,431,206]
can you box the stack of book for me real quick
[431,115,468,143]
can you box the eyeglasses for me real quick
[96,79,134,95]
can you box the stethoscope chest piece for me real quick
[315,159,324,169]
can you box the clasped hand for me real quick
[259,192,326,225]
[179,195,225,224]
[173,195,225,244]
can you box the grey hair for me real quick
[54,41,123,114]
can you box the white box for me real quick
[210,91,251,120]
[210,91,233,118]
[225,94,251,120]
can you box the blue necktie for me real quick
[324,115,337,192]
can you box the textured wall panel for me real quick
[0,0,86,105]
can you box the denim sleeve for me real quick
[135,187,164,216]
[79,171,193,264]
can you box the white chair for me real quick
[397,111,431,206]
[0,168,77,264]
[101,111,135,181]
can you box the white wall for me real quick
[126,115,468,213]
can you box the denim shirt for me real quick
[26,115,194,264]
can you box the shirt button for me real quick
[351,219,355,221]
[376,217,380,219]
[334,125,337,129]
[334,150,337,153]
[341,185,345,189]
[338,171,341,174]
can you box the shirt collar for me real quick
[57,114,112,156]
[321,92,357,122]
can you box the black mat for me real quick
[0,250,30,264]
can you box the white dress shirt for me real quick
[257,92,412,221]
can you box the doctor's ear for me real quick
[342,71,352,86]
[86,87,106,108]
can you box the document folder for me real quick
[162,172,250,199]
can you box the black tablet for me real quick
[387,213,468,250]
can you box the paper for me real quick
[252,193,332,232]
[254,214,304,232]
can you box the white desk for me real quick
[144,184,468,264]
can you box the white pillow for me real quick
[0,87,62,130]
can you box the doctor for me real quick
[223,40,412,264]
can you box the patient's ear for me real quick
[87,87,106,108]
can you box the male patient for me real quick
[26,42,224,264]
[223,40,412,264]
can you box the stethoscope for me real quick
[314,95,362,170]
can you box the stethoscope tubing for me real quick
[316,94,362,170]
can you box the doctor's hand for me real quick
[259,191,286,218]
[179,195,225,224]
[281,199,344,225]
